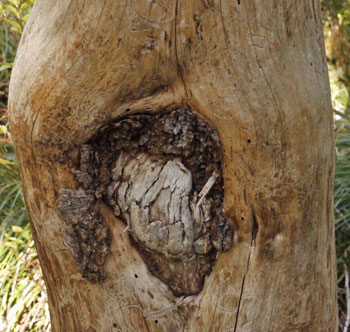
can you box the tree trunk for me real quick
[8,0,337,331]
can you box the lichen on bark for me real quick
[58,107,233,294]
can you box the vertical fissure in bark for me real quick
[58,107,233,296]
[233,251,249,332]
[252,209,259,243]
[174,0,189,100]
[233,210,258,331]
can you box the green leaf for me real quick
[11,226,23,233]
[5,18,22,34]
[4,242,17,249]
[20,2,29,10]
[7,0,20,7]
[22,12,30,23]
[3,3,20,18]
[0,63,13,72]
[20,0,34,11]
[0,157,14,166]
[0,125,8,135]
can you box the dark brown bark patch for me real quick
[58,188,111,283]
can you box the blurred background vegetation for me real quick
[0,1,50,331]
[0,0,350,331]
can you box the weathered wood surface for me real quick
[8,0,337,331]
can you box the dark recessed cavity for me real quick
[59,107,233,294]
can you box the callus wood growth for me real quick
[58,108,232,295]
[9,0,337,331]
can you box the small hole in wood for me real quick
[113,323,117,328]
[155,320,158,324]
[134,274,138,278]
[247,139,251,144]
[266,141,269,146]
[241,216,245,221]
[125,108,131,112]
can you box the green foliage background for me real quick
[1,1,350,331]
[0,1,50,331]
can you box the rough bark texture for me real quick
[8,0,337,331]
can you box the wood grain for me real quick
[8,0,337,331]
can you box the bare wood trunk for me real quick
[8,0,337,331]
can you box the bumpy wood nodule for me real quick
[58,108,232,295]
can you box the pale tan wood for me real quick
[8,0,337,331]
